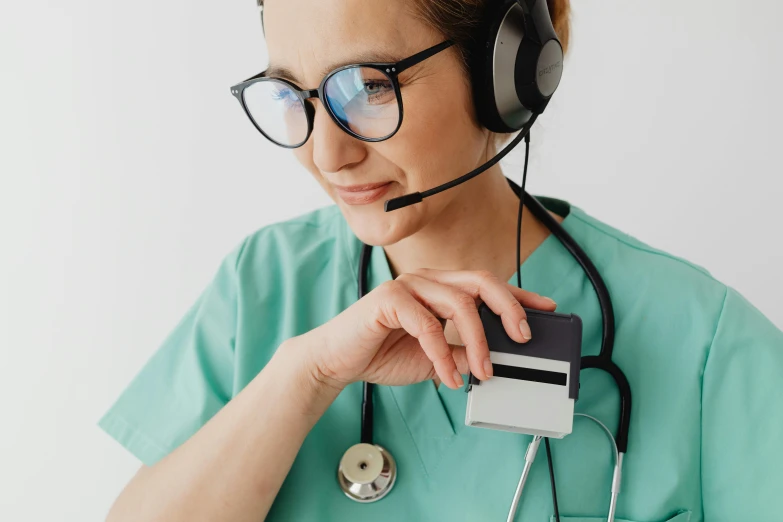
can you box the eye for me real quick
[363,80,392,94]
[362,79,395,104]
[270,87,300,108]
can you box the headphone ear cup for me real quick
[516,0,563,111]
[469,0,563,134]
[468,0,521,133]
[514,30,548,111]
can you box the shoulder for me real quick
[562,203,733,354]
[566,201,780,345]
[226,205,359,340]
[232,204,357,281]
[566,203,726,301]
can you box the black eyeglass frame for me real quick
[230,40,454,149]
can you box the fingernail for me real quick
[542,297,557,308]
[483,358,494,378]
[519,319,532,340]
[453,370,464,387]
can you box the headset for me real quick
[253,2,631,521]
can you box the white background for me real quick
[1,0,781,520]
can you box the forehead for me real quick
[263,0,436,83]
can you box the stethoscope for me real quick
[337,183,632,521]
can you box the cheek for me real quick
[393,82,486,190]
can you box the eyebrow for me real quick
[266,49,405,84]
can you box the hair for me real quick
[411,0,571,76]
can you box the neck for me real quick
[383,165,553,282]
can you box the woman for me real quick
[100,0,783,520]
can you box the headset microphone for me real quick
[383,114,538,212]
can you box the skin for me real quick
[105,0,563,520]
[275,0,562,382]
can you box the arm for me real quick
[101,261,555,521]
[701,287,783,519]
[106,335,342,522]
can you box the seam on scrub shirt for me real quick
[571,211,716,281]
[340,223,361,297]
[231,235,251,364]
[697,282,729,520]
[232,234,252,274]
[98,411,172,466]
[385,386,431,478]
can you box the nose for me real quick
[310,99,366,175]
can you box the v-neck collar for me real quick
[356,196,577,475]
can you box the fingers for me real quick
[396,274,493,381]
[409,268,556,345]
[450,344,469,375]
[375,281,463,389]
[369,269,558,389]
[505,285,558,312]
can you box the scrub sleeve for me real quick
[701,286,783,519]
[98,241,244,466]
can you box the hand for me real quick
[300,268,557,390]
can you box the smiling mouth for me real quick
[333,182,393,206]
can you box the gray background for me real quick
[0,0,781,520]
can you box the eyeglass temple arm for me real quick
[239,70,267,84]
[258,0,265,36]
[394,40,454,74]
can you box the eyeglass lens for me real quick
[241,66,401,147]
[243,79,309,146]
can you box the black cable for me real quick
[514,131,560,521]
[358,244,374,444]
[515,132,530,290]
[545,438,561,522]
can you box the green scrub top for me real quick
[99,198,783,522]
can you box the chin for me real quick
[340,204,417,247]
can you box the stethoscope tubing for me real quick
[354,189,632,519]
[521,189,632,453]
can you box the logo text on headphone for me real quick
[538,60,562,77]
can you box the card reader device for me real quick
[465,304,583,438]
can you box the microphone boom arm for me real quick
[384,114,538,212]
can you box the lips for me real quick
[332,181,393,206]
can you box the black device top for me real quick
[467,303,583,400]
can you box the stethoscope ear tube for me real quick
[358,244,375,445]
[580,356,632,454]
[514,185,632,454]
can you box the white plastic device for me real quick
[464,305,582,438]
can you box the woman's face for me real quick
[264,0,492,246]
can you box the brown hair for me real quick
[411,0,571,77]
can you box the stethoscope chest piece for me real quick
[337,443,397,503]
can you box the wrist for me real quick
[273,334,345,416]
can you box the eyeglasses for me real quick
[230,40,454,148]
